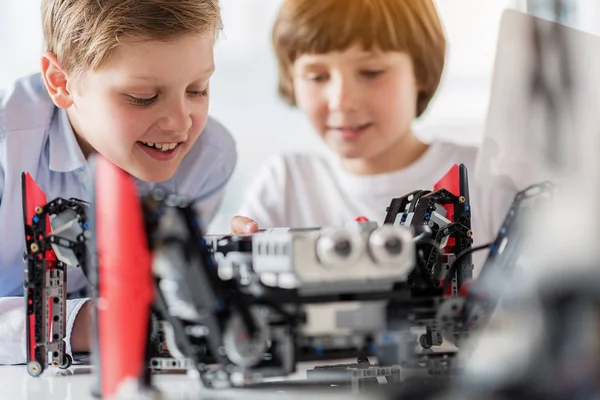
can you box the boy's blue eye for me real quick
[127,94,158,107]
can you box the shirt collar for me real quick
[48,108,87,172]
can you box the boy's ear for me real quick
[41,52,74,109]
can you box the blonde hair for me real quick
[41,0,222,79]
[272,0,446,117]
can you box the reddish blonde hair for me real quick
[272,0,446,117]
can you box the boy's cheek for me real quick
[294,93,327,127]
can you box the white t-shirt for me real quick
[238,141,516,275]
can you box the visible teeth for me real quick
[141,142,179,151]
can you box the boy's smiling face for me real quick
[42,33,215,183]
[292,45,423,172]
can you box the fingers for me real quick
[230,215,259,234]
[70,300,93,352]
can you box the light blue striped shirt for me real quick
[0,73,237,363]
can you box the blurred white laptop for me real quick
[475,9,600,191]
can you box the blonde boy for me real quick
[0,0,255,364]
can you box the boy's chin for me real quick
[329,144,371,160]
[126,164,178,183]
[325,137,369,157]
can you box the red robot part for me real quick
[93,155,154,398]
[22,173,86,376]
[23,172,51,234]
[433,164,460,224]
[22,173,54,366]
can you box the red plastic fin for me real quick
[22,173,51,235]
[433,165,460,222]
[94,155,153,398]
[29,314,36,362]
[434,164,460,197]
[459,279,475,298]
[48,296,54,342]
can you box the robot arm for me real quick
[384,164,473,294]
[21,173,90,376]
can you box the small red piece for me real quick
[440,279,454,297]
[459,279,475,298]
[355,216,369,222]
[434,164,460,222]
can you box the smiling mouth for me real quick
[136,140,184,162]
[328,123,373,139]
[329,122,372,130]
[139,141,181,152]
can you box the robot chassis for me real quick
[21,156,480,398]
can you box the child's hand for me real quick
[230,215,259,234]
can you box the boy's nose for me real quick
[158,101,193,134]
[327,77,360,112]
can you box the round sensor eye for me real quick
[334,239,352,257]
[316,228,362,267]
[369,226,407,264]
[384,237,403,255]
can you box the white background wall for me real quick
[3,0,595,232]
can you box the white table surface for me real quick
[0,360,376,400]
